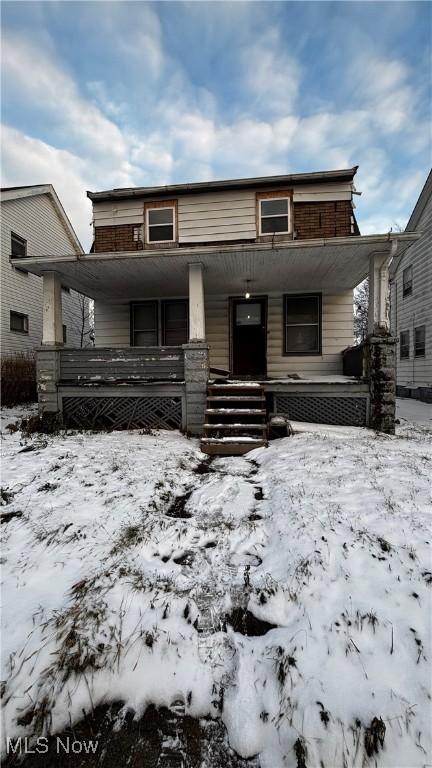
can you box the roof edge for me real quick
[405,169,432,232]
[87,166,359,202]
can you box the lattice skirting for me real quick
[62,396,182,430]
[274,395,368,427]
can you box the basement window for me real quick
[399,330,410,359]
[10,311,29,334]
[146,207,175,243]
[259,198,290,235]
[402,265,412,297]
[131,301,158,346]
[63,325,67,344]
[415,325,425,357]
[284,294,321,355]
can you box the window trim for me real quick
[11,231,27,258]
[130,300,159,347]
[399,330,410,359]
[402,265,413,298]
[283,293,322,356]
[10,310,29,334]
[145,205,176,244]
[258,196,291,236]
[414,325,426,358]
[161,299,189,347]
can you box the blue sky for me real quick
[1,1,431,249]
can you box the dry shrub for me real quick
[1,353,36,406]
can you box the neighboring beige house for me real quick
[14,167,418,451]
[390,170,432,402]
[0,185,89,355]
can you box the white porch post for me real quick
[188,262,206,341]
[368,253,390,336]
[42,272,63,346]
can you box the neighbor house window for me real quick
[146,206,175,243]
[162,300,188,345]
[400,330,410,359]
[415,325,426,357]
[11,232,27,258]
[131,301,158,346]
[259,197,290,235]
[403,266,413,297]
[63,325,67,344]
[62,285,71,294]
[10,311,28,334]
[284,294,321,354]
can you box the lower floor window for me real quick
[63,325,67,344]
[10,311,28,333]
[415,325,426,357]
[130,300,188,346]
[400,330,410,359]
[284,294,321,354]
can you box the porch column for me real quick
[368,253,390,336]
[188,262,206,341]
[42,272,63,346]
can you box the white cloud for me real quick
[242,27,300,115]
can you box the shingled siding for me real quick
[293,200,354,239]
[94,224,143,253]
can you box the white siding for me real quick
[92,199,144,227]
[391,192,432,386]
[95,292,354,377]
[1,194,88,355]
[178,191,256,243]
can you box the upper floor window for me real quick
[10,311,29,334]
[146,206,175,243]
[11,232,27,258]
[415,325,425,357]
[402,266,412,297]
[259,198,290,235]
[284,294,321,355]
[400,330,410,359]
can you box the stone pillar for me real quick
[183,342,209,436]
[188,262,206,341]
[36,347,61,415]
[42,272,63,346]
[364,333,397,434]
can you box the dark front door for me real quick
[232,298,267,377]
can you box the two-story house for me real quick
[12,167,418,452]
[1,185,89,355]
[390,170,432,403]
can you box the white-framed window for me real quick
[403,265,413,297]
[415,325,426,357]
[146,206,175,243]
[11,232,27,258]
[10,311,29,334]
[400,330,410,359]
[259,197,291,236]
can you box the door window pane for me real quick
[236,303,262,326]
[163,301,188,345]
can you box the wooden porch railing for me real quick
[59,347,185,385]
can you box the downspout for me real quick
[381,237,399,333]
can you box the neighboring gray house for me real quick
[0,185,89,355]
[12,167,418,452]
[390,170,432,402]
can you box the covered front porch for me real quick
[13,233,417,438]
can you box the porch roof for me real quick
[11,233,418,300]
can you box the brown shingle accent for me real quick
[293,200,355,239]
[94,224,143,253]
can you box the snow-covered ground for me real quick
[1,404,431,767]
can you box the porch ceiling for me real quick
[12,233,417,300]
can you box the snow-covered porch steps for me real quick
[200,383,268,456]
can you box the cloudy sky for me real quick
[1,1,431,249]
